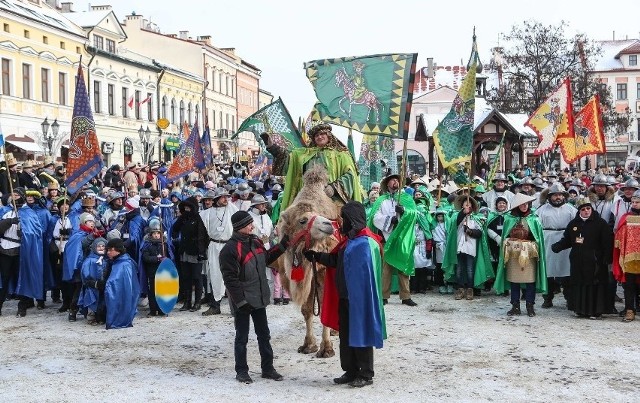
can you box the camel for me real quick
[275,165,342,358]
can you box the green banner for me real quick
[304,53,417,139]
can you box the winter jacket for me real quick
[141,235,164,273]
[171,197,207,256]
[219,232,287,310]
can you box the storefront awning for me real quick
[6,140,44,153]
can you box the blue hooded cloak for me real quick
[105,253,140,329]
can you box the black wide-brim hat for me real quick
[381,174,401,193]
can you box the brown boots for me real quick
[623,310,635,322]
[455,288,474,300]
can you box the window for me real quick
[617,83,627,100]
[226,113,229,129]
[93,35,104,50]
[3,23,8,33]
[226,76,230,96]
[161,96,167,119]
[107,84,114,115]
[188,102,192,125]
[43,36,48,44]
[58,72,66,105]
[218,72,222,93]
[598,83,607,93]
[93,80,101,113]
[22,63,31,99]
[211,109,216,129]
[637,83,640,100]
[219,111,223,129]
[60,41,65,50]
[179,100,185,124]
[135,90,141,119]
[231,117,235,133]
[24,29,29,39]
[106,39,115,53]
[2,59,10,96]
[147,92,153,121]
[170,98,176,124]
[76,46,81,54]
[195,104,200,126]
[122,88,129,117]
[41,68,49,102]
[630,55,638,66]
[230,79,234,97]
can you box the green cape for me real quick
[441,210,494,287]
[280,147,363,212]
[493,212,548,294]
[367,192,417,276]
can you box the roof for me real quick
[5,139,45,153]
[413,65,468,94]
[0,0,84,37]
[64,9,110,28]
[593,39,639,71]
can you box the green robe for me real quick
[367,192,417,276]
[270,192,284,224]
[493,212,548,294]
[280,147,362,212]
[441,210,494,287]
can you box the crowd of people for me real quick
[2,126,640,386]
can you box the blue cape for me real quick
[343,236,385,348]
[14,205,45,299]
[62,230,88,281]
[79,252,107,311]
[32,204,55,291]
[105,253,140,329]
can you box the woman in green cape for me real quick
[494,193,548,317]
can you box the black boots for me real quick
[541,294,553,309]
[507,303,521,316]
[179,302,192,311]
[189,303,201,312]
[68,310,77,321]
[202,306,221,316]
[526,303,536,317]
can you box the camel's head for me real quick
[281,211,336,250]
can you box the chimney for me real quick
[60,1,73,12]
[44,0,60,8]
[179,30,189,39]
[167,34,177,38]
[426,58,434,78]
[198,35,212,46]
[90,5,112,11]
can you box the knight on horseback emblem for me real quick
[335,61,383,123]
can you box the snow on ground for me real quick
[0,291,637,403]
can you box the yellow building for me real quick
[0,0,86,163]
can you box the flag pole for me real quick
[397,138,409,203]
[0,145,18,216]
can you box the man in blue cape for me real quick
[99,238,140,329]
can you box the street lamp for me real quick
[138,125,152,164]
[41,117,60,156]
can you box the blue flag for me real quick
[191,120,205,170]
[66,64,103,195]
[201,125,213,167]
[167,122,199,182]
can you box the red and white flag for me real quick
[127,95,134,109]
[139,95,152,105]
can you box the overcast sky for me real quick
[74,0,639,120]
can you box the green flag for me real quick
[304,53,418,139]
[432,35,478,168]
[234,97,304,151]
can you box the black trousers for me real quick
[0,254,30,310]
[233,307,274,375]
[338,298,374,380]
[624,273,639,312]
[49,250,63,301]
[544,277,570,301]
[180,261,203,305]
[146,268,159,313]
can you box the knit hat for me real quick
[79,212,95,226]
[231,210,253,231]
[106,238,126,253]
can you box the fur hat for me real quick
[575,196,592,210]
[106,238,126,254]
[231,210,253,231]
[79,212,95,226]
[308,122,332,138]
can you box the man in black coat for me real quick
[219,210,289,384]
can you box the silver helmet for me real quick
[591,174,609,186]
[622,178,640,190]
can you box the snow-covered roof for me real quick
[64,9,111,28]
[0,0,83,36]
[593,39,639,71]
[413,65,468,95]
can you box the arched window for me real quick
[170,98,176,125]
[187,102,192,125]
[179,100,185,125]
[162,95,167,119]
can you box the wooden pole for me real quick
[397,138,409,203]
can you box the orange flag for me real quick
[556,95,606,164]
[526,78,574,155]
